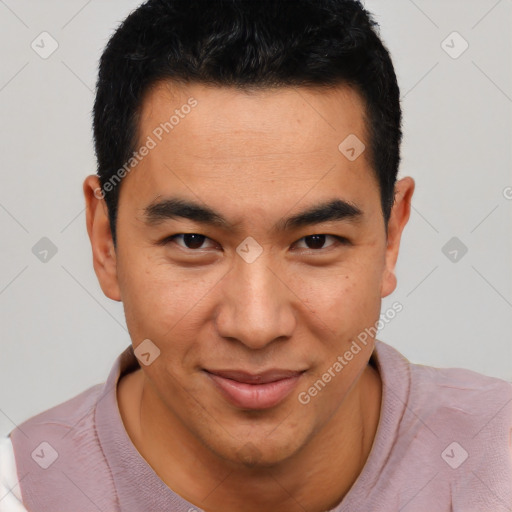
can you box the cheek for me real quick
[117,252,211,343]
[294,256,384,334]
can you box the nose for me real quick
[214,251,296,350]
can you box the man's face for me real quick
[94,82,408,466]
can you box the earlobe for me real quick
[83,175,122,302]
[381,268,397,299]
[380,176,415,298]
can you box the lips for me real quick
[204,368,305,410]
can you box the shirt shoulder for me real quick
[0,436,28,512]
[401,356,512,511]
[352,341,512,511]
[7,382,111,511]
[408,358,512,432]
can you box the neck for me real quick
[118,362,381,512]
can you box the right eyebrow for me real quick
[143,197,234,230]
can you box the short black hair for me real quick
[93,0,402,246]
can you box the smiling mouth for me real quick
[203,369,306,410]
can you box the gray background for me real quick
[0,0,511,437]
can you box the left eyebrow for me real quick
[142,196,364,232]
[274,199,363,232]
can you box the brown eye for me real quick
[304,235,328,250]
[294,234,347,251]
[181,234,206,249]
[164,233,216,250]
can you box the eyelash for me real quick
[159,233,351,252]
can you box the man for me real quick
[1,0,511,511]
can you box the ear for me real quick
[83,175,121,302]
[380,176,415,298]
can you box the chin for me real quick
[209,427,309,469]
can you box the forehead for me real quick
[137,80,369,157]
[122,81,379,225]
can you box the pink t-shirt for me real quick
[2,340,511,511]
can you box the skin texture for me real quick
[84,81,414,512]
